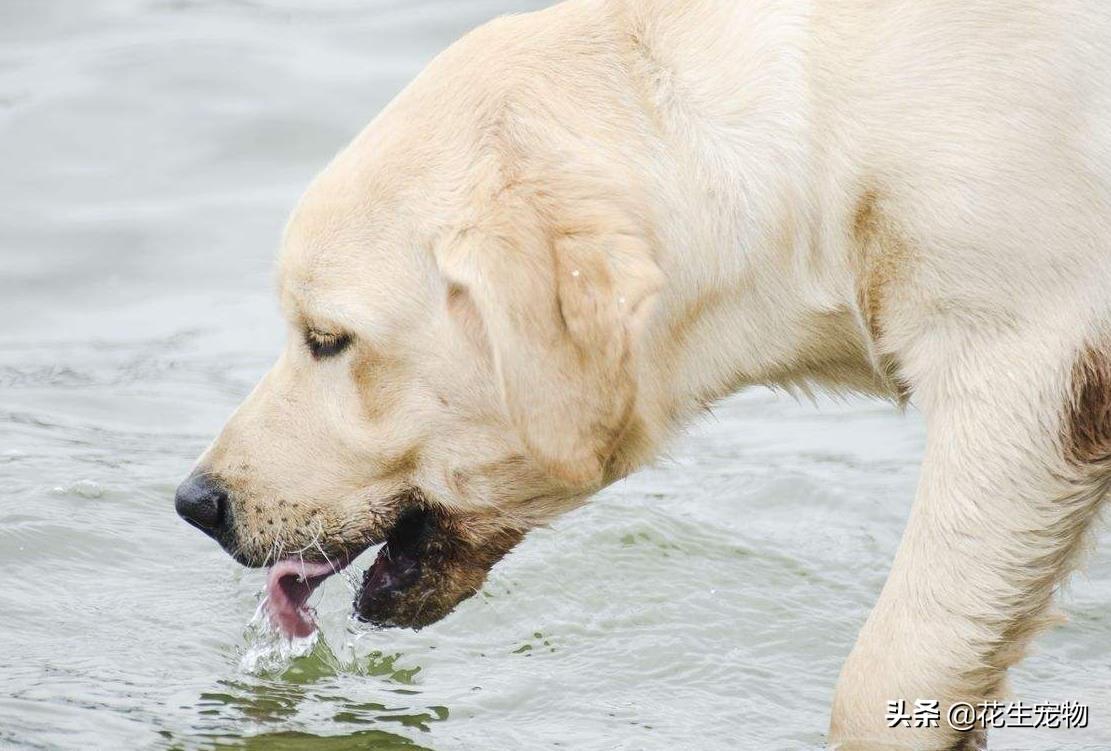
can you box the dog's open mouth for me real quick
[264,506,523,638]
[265,555,352,638]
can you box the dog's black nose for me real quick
[174,473,228,538]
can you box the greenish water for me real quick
[1,1,1109,749]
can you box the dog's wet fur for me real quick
[355,503,524,628]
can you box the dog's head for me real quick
[175,14,664,632]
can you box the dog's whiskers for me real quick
[411,587,437,622]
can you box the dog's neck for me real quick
[607,0,889,470]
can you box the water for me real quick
[1,2,1109,749]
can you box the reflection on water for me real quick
[1,1,1110,750]
[184,608,448,747]
[188,672,447,746]
[203,729,433,751]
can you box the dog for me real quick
[174,1,1111,748]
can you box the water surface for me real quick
[1,2,1109,749]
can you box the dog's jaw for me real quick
[354,506,525,629]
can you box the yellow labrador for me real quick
[175,1,1111,748]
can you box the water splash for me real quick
[237,599,320,676]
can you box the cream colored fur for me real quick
[196,0,1111,748]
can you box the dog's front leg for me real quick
[828,330,1110,750]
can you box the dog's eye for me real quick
[305,328,352,360]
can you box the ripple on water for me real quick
[49,479,105,498]
[3,0,1111,749]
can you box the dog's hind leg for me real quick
[828,324,1111,750]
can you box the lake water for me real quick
[1,2,1109,749]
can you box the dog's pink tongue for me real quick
[265,559,343,638]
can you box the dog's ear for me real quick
[439,193,662,489]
